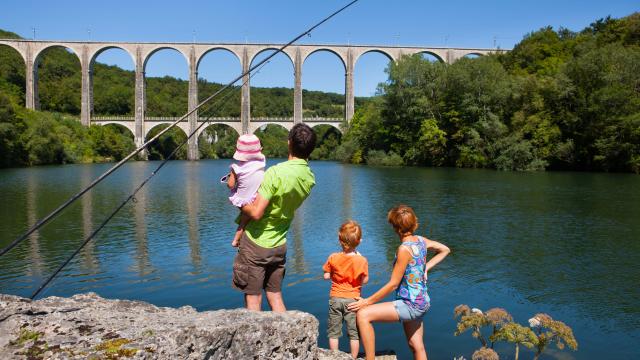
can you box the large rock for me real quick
[0,292,364,359]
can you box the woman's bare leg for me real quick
[356,302,399,360]
[403,320,427,360]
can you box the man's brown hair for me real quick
[387,205,419,236]
[338,220,362,252]
[288,123,317,159]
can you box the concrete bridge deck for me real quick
[91,116,343,138]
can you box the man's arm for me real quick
[240,193,270,221]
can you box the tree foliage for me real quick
[337,12,640,172]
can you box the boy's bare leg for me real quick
[245,294,262,311]
[266,291,286,313]
[349,340,359,359]
[329,338,339,350]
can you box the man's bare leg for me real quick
[266,291,286,312]
[245,294,262,311]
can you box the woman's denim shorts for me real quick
[393,300,429,322]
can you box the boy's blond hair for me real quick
[338,220,362,252]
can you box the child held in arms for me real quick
[222,134,266,247]
[323,220,369,359]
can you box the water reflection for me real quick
[25,171,43,277]
[289,213,307,275]
[186,163,202,272]
[341,165,352,220]
[131,165,152,276]
[80,166,98,271]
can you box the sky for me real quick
[1,0,637,96]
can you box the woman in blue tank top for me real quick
[348,205,450,360]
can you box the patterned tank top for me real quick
[395,236,430,311]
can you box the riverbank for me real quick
[0,292,396,359]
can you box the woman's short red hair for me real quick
[387,205,419,236]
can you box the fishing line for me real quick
[31,59,270,299]
[1,0,360,258]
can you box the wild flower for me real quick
[490,322,537,360]
[454,304,493,347]
[472,347,499,360]
[454,306,578,360]
[454,304,471,318]
[485,308,512,326]
[529,313,578,360]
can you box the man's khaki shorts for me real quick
[232,233,287,295]
[327,297,359,340]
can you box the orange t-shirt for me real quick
[323,252,368,298]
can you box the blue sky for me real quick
[1,0,637,96]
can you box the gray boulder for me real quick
[0,292,363,359]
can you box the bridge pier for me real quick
[134,46,148,160]
[187,47,199,161]
[25,44,38,110]
[241,48,251,135]
[80,45,92,127]
[294,48,303,124]
[344,48,355,122]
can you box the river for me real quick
[0,160,638,359]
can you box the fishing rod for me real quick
[30,65,258,299]
[0,0,361,259]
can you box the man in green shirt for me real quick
[232,123,317,312]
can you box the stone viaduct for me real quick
[0,39,502,160]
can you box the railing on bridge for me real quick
[91,116,343,123]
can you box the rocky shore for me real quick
[0,293,395,360]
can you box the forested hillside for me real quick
[336,13,640,172]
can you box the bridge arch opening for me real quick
[145,123,188,160]
[198,123,239,159]
[310,124,342,160]
[35,46,81,114]
[302,50,345,119]
[420,52,444,63]
[144,48,188,117]
[463,53,482,59]
[254,123,289,158]
[0,44,26,106]
[91,47,135,118]
[197,48,241,118]
[250,49,294,118]
[90,123,135,161]
[354,51,392,107]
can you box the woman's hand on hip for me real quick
[347,297,370,312]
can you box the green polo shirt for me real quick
[245,159,315,248]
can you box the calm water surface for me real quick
[0,160,638,359]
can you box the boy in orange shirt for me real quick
[323,220,369,358]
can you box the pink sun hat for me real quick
[233,134,265,162]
